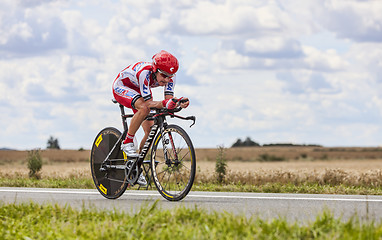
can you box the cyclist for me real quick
[112,50,189,185]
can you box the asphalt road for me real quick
[1,187,382,223]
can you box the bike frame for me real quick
[101,99,195,185]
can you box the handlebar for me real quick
[174,98,189,104]
[113,98,196,127]
[148,107,196,127]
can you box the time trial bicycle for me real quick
[90,99,196,201]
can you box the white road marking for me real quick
[189,194,382,202]
[1,188,382,202]
[0,189,99,195]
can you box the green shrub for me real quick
[215,145,227,183]
[27,149,43,179]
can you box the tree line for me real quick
[231,137,322,148]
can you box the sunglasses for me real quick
[158,69,174,79]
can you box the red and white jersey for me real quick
[115,61,176,101]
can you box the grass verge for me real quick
[1,201,381,240]
[0,175,382,195]
[0,176,93,189]
[1,166,382,195]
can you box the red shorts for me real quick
[112,76,142,113]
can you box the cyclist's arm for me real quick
[164,95,172,100]
[137,69,153,101]
[164,76,175,97]
[160,94,174,108]
[144,99,167,109]
[143,95,175,109]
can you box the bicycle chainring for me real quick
[125,160,139,185]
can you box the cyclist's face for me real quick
[156,72,171,86]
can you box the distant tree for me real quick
[243,137,260,147]
[231,139,243,147]
[47,136,60,149]
[231,137,260,147]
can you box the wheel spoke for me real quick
[151,125,196,201]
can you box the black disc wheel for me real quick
[151,124,196,201]
[90,127,128,199]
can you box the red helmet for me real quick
[152,50,179,76]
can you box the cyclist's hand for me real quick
[178,97,189,108]
[162,98,177,110]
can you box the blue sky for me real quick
[1,0,382,149]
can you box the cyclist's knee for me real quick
[135,102,150,115]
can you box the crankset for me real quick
[125,159,140,185]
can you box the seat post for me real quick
[119,104,128,132]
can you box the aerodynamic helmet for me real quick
[152,50,179,77]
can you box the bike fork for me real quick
[162,131,179,165]
[168,132,178,161]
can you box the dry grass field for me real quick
[1,147,382,180]
[196,146,382,161]
[0,150,89,179]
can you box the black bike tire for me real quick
[151,124,196,201]
[90,127,129,199]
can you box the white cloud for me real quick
[212,50,251,70]
[1,0,382,149]
[313,0,382,42]
[302,46,349,71]
[178,0,289,35]
[244,37,303,58]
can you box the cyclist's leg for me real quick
[113,79,147,136]
[128,98,150,137]
[120,99,151,158]
[113,79,142,156]
[139,119,154,152]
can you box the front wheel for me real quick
[151,124,196,201]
